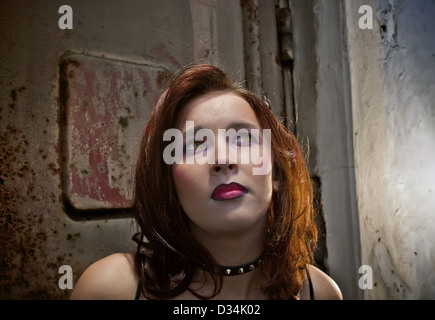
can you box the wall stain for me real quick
[0,122,68,299]
[0,125,38,297]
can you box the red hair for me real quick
[132,64,317,299]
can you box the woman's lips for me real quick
[211,182,248,201]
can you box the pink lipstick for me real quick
[211,182,248,201]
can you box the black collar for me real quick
[219,256,263,276]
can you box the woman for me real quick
[70,64,342,300]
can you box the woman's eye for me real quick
[236,133,252,145]
[186,141,207,152]
[194,141,206,150]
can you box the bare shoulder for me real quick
[70,253,138,300]
[303,265,343,300]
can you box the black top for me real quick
[135,281,141,300]
[306,267,315,300]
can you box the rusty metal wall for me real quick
[1,0,287,299]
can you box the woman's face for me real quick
[172,91,273,240]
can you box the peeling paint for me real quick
[59,54,169,213]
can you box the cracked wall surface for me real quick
[345,0,435,299]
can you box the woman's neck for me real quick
[186,222,268,299]
[190,219,266,266]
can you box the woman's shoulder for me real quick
[300,264,343,300]
[70,253,138,300]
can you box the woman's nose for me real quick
[211,135,239,174]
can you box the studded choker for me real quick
[220,256,263,276]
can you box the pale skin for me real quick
[70,92,343,300]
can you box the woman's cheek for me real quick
[249,144,273,176]
[173,165,191,191]
[172,164,204,203]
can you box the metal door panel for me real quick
[60,53,169,213]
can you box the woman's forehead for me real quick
[176,91,260,131]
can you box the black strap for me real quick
[306,268,314,300]
[135,282,142,300]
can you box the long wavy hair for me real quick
[132,64,317,299]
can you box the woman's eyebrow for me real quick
[181,121,260,137]
[226,121,260,130]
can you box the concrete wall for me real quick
[344,0,435,299]
[290,0,435,299]
[290,0,362,299]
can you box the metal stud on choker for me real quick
[220,256,263,276]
